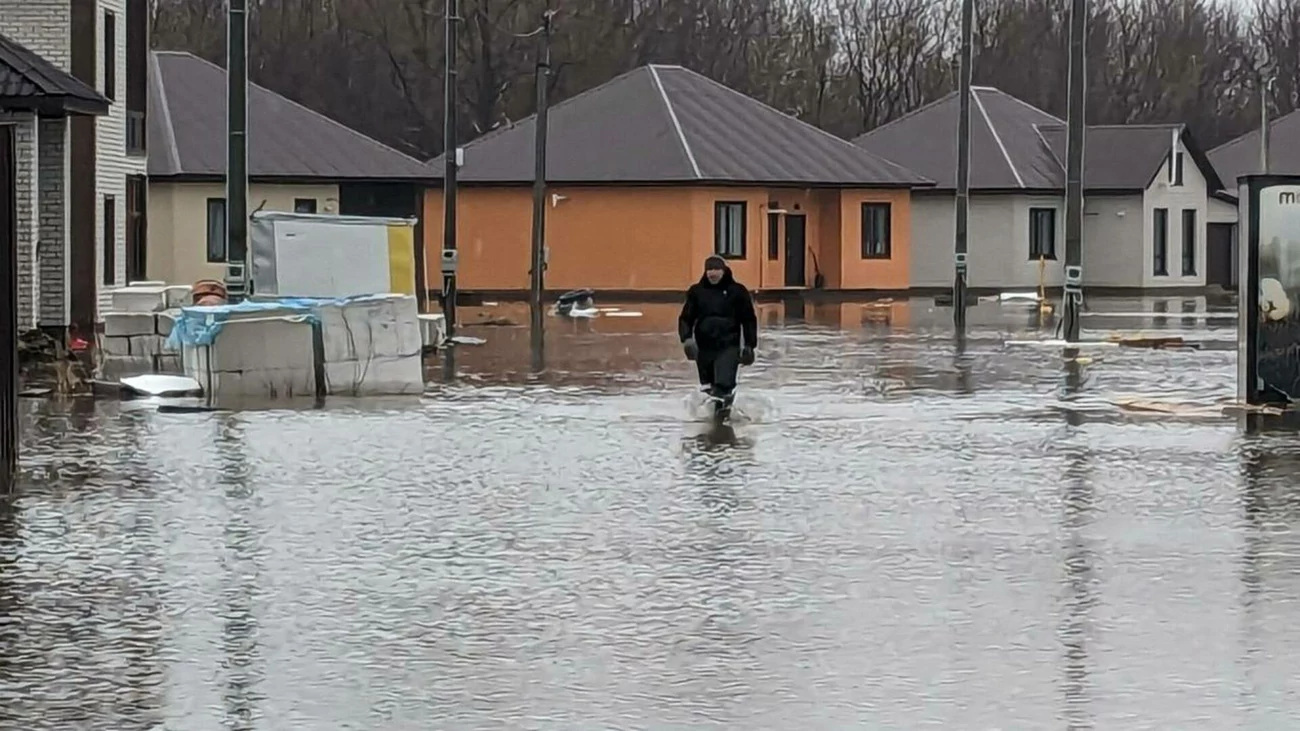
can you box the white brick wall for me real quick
[97,0,149,310]
[0,0,71,69]
[2,116,40,329]
[37,118,69,326]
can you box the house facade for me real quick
[856,88,1225,292]
[0,0,147,333]
[422,64,931,298]
[146,51,434,292]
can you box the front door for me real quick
[1206,222,1235,289]
[784,214,806,287]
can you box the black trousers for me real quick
[696,346,740,396]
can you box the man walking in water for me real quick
[678,255,758,412]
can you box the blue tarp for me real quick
[166,295,394,349]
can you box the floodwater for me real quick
[3,295,1300,730]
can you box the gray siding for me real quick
[1081,195,1144,287]
[910,192,1065,290]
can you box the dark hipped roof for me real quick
[0,32,108,115]
[1036,123,1225,192]
[1208,111,1300,193]
[148,51,433,182]
[853,87,1064,190]
[427,64,930,187]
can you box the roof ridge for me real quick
[972,88,1024,187]
[149,51,183,175]
[662,66,930,181]
[1031,123,1066,172]
[981,88,1062,125]
[156,51,427,166]
[427,64,654,166]
[648,65,701,178]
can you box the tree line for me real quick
[149,0,1300,161]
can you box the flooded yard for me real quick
[3,295,1299,730]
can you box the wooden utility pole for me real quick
[1,126,17,491]
[225,0,248,301]
[528,4,553,334]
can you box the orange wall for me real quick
[422,185,913,292]
[838,189,912,290]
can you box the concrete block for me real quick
[183,316,318,401]
[323,353,424,396]
[108,285,171,313]
[98,334,133,357]
[102,312,157,337]
[419,314,446,348]
[155,311,177,338]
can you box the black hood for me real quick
[698,267,735,288]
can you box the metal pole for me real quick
[529,5,553,334]
[1,127,17,491]
[953,0,974,329]
[225,0,249,301]
[442,0,460,339]
[1061,0,1087,343]
[1261,76,1274,174]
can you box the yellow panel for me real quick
[386,225,417,295]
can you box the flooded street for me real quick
[5,296,1300,730]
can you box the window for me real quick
[1153,207,1169,276]
[102,195,116,286]
[125,0,147,155]
[861,202,892,258]
[206,198,227,263]
[714,201,746,258]
[1029,207,1057,259]
[1181,208,1197,276]
[125,175,147,282]
[102,11,116,101]
[294,198,318,214]
[1172,152,1184,186]
[766,212,779,260]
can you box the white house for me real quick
[0,0,148,335]
[854,88,1228,291]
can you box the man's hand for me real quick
[683,338,699,361]
[740,346,755,366]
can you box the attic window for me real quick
[1171,152,1184,186]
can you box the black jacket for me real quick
[678,268,758,350]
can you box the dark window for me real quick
[103,11,116,101]
[1181,208,1197,276]
[766,212,779,260]
[714,202,746,258]
[125,0,147,155]
[1029,207,1057,259]
[206,198,227,263]
[1153,207,1169,276]
[294,198,318,214]
[102,195,116,286]
[861,202,892,258]
[125,175,147,282]
[1172,152,1184,186]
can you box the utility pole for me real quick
[442,0,460,339]
[528,4,553,334]
[1261,75,1275,174]
[225,0,249,301]
[953,0,974,330]
[1061,0,1087,343]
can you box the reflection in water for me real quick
[529,306,546,375]
[217,416,262,731]
[1059,444,1095,730]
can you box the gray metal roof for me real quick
[852,87,1063,190]
[0,32,107,115]
[148,51,434,181]
[428,64,930,187]
[1208,112,1300,191]
[1036,123,1224,192]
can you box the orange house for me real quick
[423,65,934,297]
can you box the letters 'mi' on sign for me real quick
[1239,174,1300,405]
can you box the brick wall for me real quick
[37,118,68,326]
[0,0,71,69]
[5,117,39,330]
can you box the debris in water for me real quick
[119,374,204,398]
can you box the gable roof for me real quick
[427,64,930,187]
[0,32,107,116]
[852,87,1063,190]
[1208,111,1300,193]
[148,51,433,182]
